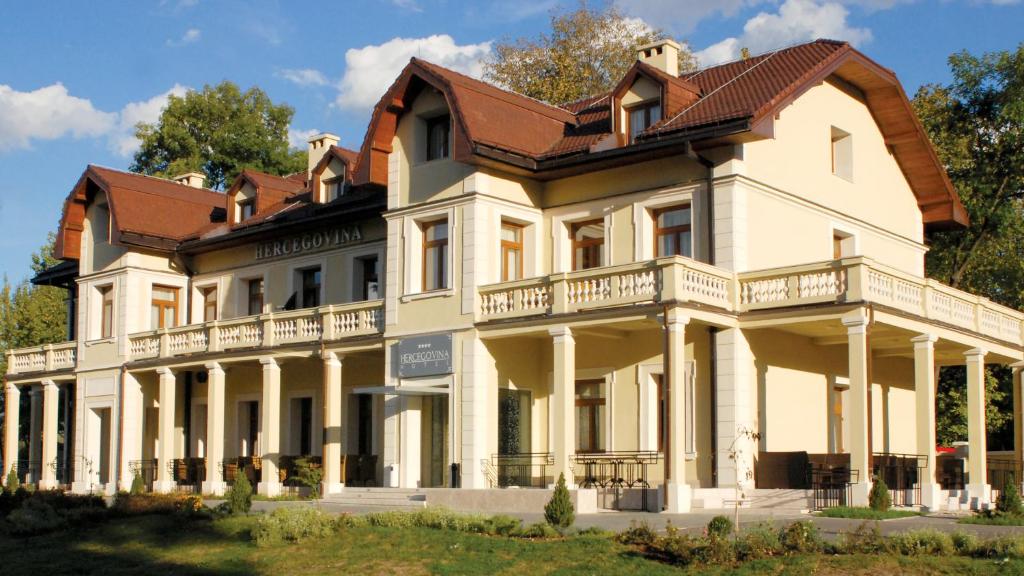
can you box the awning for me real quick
[352,384,450,396]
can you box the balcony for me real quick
[127,300,383,362]
[6,341,77,376]
[477,256,1024,347]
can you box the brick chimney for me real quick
[637,39,681,77]
[307,133,340,177]
[173,172,206,188]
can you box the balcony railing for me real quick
[128,300,383,362]
[478,256,1024,347]
[6,341,77,375]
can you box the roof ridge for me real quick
[685,38,848,81]
[87,164,223,202]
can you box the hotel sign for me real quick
[255,225,362,261]
[397,334,453,378]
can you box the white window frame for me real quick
[284,389,321,457]
[831,126,853,182]
[402,207,456,298]
[829,223,859,259]
[553,212,613,273]
[234,393,262,458]
[239,273,270,317]
[192,279,223,325]
[90,282,116,342]
[637,361,696,459]
[288,257,327,310]
[547,367,614,453]
[633,184,702,262]
[490,209,541,283]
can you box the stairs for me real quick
[321,487,427,510]
[745,489,813,511]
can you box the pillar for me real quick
[965,348,990,507]
[460,335,492,489]
[399,395,422,489]
[715,327,755,489]
[842,313,873,505]
[913,334,941,510]
[322,352,343,495]
[550,326,575,487]
[259,357,281,497]
[1013,363,1024,493]
[119,372,143,491]
[665,311,692,513]
[202,362,226,495]
[154,368,177,493]
[28,386,41,483]
[39,380,59,490]
[3,382,20,481]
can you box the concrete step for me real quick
[746,489,813,510]
[321,487,427,509]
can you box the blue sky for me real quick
[0,0,1021,282]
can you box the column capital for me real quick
[259,356,280,369]
[4,381,19,395]
[155,367,175,377]
[664,308,691,328]
[323,351,343,367]
[548,326,574,341]
[912,333,938,347]
[204,362,225,374]
[40,379,58,391]
[965,348,988,360]
[841,314,869,333]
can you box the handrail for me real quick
[6,341,77,375]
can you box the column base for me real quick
[71,481,91,494]
[966,483,992,510]
[663,482,692,514]
[38,478,59,491]
[202,481,227,496]
[258,481,281,498]
[919,482,944,512]
[322,482,344,496]
[153,480,177,494]
[850,481,872,507]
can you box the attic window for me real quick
[426,115,451,161]
[238,198,255,221]
[831,126,853,182]
[626,101,661,144]
[325,177,345,202]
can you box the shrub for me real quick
[840,521,886,555]
[869,477,891,512]
[950,531,979,555]
[111,493,193,516]
[653,524,699,566]
[575,526,609,537]
[6,498,65,536]
[707,515,734,540]
[997,477,1024,516]
[780,520,823,554]
[130,473,145,496]
[294,458,322,500]
[885,529,954,556]
[736,523,782,560]
[225,470,253,515]
[516,521,560,539]
[972,535,1024,558]
[616,520,658,546]
[697,535,736,565]
[544,472,574,529]
[252,507,341,547]
[4,467,18,493]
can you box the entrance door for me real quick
[423,395,449,487]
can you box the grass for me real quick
[818,506,921,520]
[959,513,1024,526]
[2,514,1024,575]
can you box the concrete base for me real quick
[202,481,227,496]
[966,483,992,510]
[422,487,598,514]
[38,478,59,491]
[850,481,872,507]
[258,481,282,498]
[323,481,344,496]
[919,482,943,512]
[153,480,177,494]
[663,482,692,514]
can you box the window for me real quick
[499,389,532,455]
[833,234,843,260]
[358,256,380,300]
[325,178,344,202]
[426,115,450,161]
[357,394,373,456]
[654,204,692,258]
[247,278,264,316]
[571,219,605,271]
[626,101,661,144]
[653,374,666,453]
[422,219,449,291]
[238,198,256,221]
[99,285,114,339]
[201,286,218,322]
[300,267,321,308]
[831,126,853,181]
[292,397,313,455]
[150,285,179,330]
[575,380,606,453]
[832,229,854,259]
[500,222,524,281]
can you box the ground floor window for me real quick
[575,379,605,453]
[498,388,532,455]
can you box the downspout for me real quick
[662,303,672,498]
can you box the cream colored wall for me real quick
[619,75,661,136]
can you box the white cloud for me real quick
[112,85,189,156]
[167,27,201,46]
[335,35,492,111]
[616,0,758,34]
[390,0,423,12]
[0,83,117,151]
[287,127,319,150]
[278,68,330,87]
[695,0,872,66]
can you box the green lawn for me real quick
[818,506,921,520]
[1,514,1022,575]
[959,513,1024,526]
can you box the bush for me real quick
[869,477,891,512]
[653,524,699,566]
[516,521,560,539]
[950,531,979,555]
[4,467,18,493]
[885,529,954,556]
[697,534,737,565]
[997,477,1024,516]
[111,493,195,516]
[544,472,574,529]
[225,471,253,515]
[735,523,782,560]
[840,521,886,555]
[780,520,823,554]
[252,507,342,547]
[130,473,145,496]
[707,515,733,539]
[972,535,1024,558]
[616,520,658,546]
[295,458,322,500]
[6,498,65,536]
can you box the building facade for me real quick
[5,39,1023,513]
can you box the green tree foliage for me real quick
[997,476,1023,516]
[130,81,307,190]
[130,473,145,496]
[226,469,253,515]
[914,45,1024,447]
[869,477,892,512]
[544,472,574,528]
[483,1,697,105]
[4,467,18,492]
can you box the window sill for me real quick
[85,337,115,346]
[400,289,454,303]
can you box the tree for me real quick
[130,81,307,190]
[914,45,1024,446]
[483,1,697,105]
[544,472,574,528]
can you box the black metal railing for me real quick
[492,453,553,488]
[988,459,1022,494]
[221,457,262,485]
[809,465,858,510]
[129,459,159,491]
[938,454,965,490]
[571,451,661,511]
[345,454,378,487]
[872,453,925,507]
[171,458,206,491]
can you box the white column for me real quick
[322,353,343,495]
[913,334,941,510]
[715,327,755,489]
[665,312,692,513]
[3,382,20,482]
[383,393,400,487]
[154,368,177,493]
[550,326,575,487]
[1013,363,1024,493]
[399,395,422,488]
[28,386,41,483]
[259,357,281,497]
[119,372,143,491]
[842,313,873,505]
[202,362,226,495]
[965,348,990,508]
[39,380,59,490]
[460,335,492,489]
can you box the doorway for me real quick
[421,395,449,488]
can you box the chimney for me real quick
[307,133,340,177]
[173,172,206,188]
[637,39,681,77]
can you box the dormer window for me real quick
[626,101,661,144]
[238,198,255,221]
[426,115,451,161]
[325,177,345,202]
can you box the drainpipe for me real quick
[662,303,672,495]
